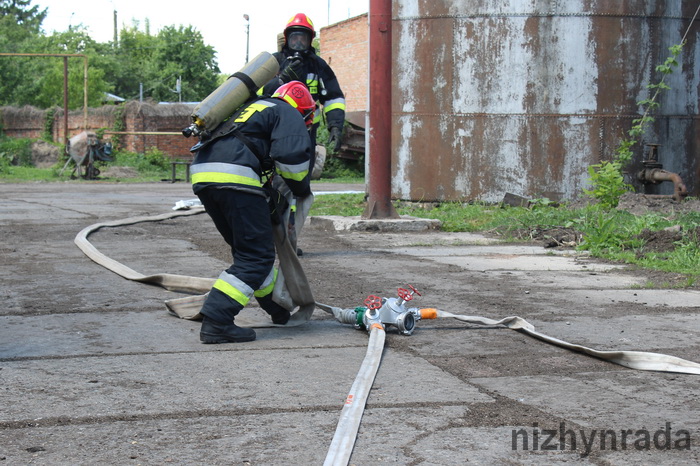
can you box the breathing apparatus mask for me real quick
[287,30,311,52]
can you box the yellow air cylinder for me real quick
[188,51,279,136]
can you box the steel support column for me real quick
[363,0,399,219]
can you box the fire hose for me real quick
[74,208,700,466]
[316,284,700,465]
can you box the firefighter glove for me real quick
[264,185,288,225]
[328,126,342,153]
[280,58,303,83]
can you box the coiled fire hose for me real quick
[75,209,700,466]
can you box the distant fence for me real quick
[0,102,196,159]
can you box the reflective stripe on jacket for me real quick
[191,97,312,197]
[274,48,346,131]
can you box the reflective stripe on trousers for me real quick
[196,188,275,322]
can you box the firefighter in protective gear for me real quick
[190,81,314,343]
[265,13,346,153]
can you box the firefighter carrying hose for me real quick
[190,81,315,343]
[264,13,346,153]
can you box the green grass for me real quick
[309,193,365,216]
[309,195,700,287]
[0,142,364,184]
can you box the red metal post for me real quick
[363,0,399,219]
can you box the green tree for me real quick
[0,0,48,105]
[110,23,161,100]
[0,0,46,32]
[29,28,111,109]
[109,24,219,103]
[145,25,219,102]
[0,2,221,108]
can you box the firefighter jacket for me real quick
[190,97,312,198]
[273,46,346,131]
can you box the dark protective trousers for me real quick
[196,187,275,323]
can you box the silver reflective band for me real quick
[190,163,261,181]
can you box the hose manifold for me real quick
[361,294,421,336]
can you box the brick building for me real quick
[320,13,368,114]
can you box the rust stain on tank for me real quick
[392,0,700,202]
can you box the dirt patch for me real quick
[508,226,582,248]
[616,192,700,216]
[501,194,700,284]
[100,166,140,178]
[30,140,60,168]
[174,211,699,459]
[4,182,698,464]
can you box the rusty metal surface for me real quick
[337,124,365,161]
[391,0,700,202]
[335,111,366,161]
[366,0,399,219]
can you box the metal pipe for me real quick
[104,131,182,135]
[63,57,69,145]
[637,168,689,202]
[363,0,398,219]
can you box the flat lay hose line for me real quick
[314,304,700,465]
[432,311,700,375]
[323,325,386,466]
[74,208,215,294]
[75,208,700,466]
[74,206,316,327]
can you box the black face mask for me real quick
[287,30,311,51]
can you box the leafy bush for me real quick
[583,160,632,209]
[0,137,33,168]
[315,118,364,180]
[109,147,170,173]
[584,43,684,209]
[42,109,55,141]
[322,156,363,179]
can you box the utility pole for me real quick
[243,14,250,64]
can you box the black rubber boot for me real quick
[256,295,291,325]
[200,316,256,343]
[270,309,290,325]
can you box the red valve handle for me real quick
[408,284,422,296]
[364,295,382,310]
[397,288,413,301]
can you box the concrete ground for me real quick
[0,181,698,465]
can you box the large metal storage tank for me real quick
[392,0,700,202]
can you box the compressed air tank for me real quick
[188,51,279,135]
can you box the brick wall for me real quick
[1,102,196,159]
[320,13,368,113]
[119,102,195,158]
[0,106,46,139]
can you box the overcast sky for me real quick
[36,0,368,75]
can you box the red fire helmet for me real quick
[284,13,316,39]
[272,81,315,127]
